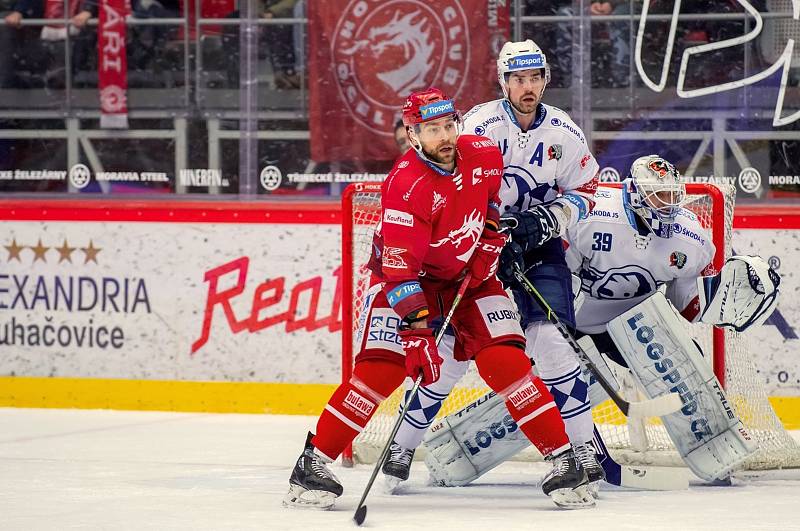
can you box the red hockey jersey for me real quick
[369,134,504,320]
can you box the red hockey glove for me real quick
[399,328,443,386]
[468,228,508,288]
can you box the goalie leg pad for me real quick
[423,391,532,487]
[313,359,405,460]
[423,344,571,487]
[606,292,758,481]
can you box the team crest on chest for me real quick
[548,144,563,161]
[670,251,687,269]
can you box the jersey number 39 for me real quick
[592,232,613,252]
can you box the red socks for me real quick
[475,344,571,457]
[312,359,405,460]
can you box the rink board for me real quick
[0,199,798,427]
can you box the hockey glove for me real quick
[497,240,525,286]
[500,205,560,252]
[399,328,443,386]
[468,228,508,288]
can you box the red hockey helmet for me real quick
[401,87,458,128]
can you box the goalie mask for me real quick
[496,40,551,101]
[622,155,686,238]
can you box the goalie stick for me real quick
[594,426,689,491]
[511,264,683,418]
[353,271,473,526]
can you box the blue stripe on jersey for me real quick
[541,366,583,387]
[502,100,547,133]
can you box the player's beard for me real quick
[510,90,540,115]
[423,140,456,166]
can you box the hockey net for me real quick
[341,181,800,472]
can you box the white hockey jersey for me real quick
[565,187,716,334]
[462,99,599,229]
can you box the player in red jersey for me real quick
[283,88,580,510]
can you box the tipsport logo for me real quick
[420,100,455,120]
[507,54,544,71]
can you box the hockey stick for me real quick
[353,271,473,526]
[511,264,683,418]
[593,426,688,490]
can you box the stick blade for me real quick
[627,392,683,417]
[353,505,367,526]
[618,465,689,491]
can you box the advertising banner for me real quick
[0,216,343,384]
[1,203,798,398]
[308,0,510,161]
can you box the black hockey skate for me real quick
[574,442,606,497]
[283,432,343,510]
[542,448,594,509]
[382,441,414,493]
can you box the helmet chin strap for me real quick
[408,129,455,172]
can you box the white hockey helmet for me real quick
[496,39,551,98]
[623,155,686,237]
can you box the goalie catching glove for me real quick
[698,255,780,332]
[399,328,443,385]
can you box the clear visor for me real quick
[639,183,686,220]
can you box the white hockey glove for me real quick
[698,255,780,332]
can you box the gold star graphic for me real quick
[4,238,23,262]
[30,238,49,263]
[55,239,76,263]
[81,240,101,264]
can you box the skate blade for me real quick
[382,474,403,495]
[282,484,336,510]
[549,484,596,509]
[588,481,600,498]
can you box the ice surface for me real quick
[1,408,799,530]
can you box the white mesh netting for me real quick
[341,182,800,472]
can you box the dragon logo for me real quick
[332,0,470,134]
[430,209,484,262]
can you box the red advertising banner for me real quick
[98,0,130,129]
[309,0,510,162]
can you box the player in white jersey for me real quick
[382,40,603,501]
[567,157,715,344]
[420,155,780,488]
